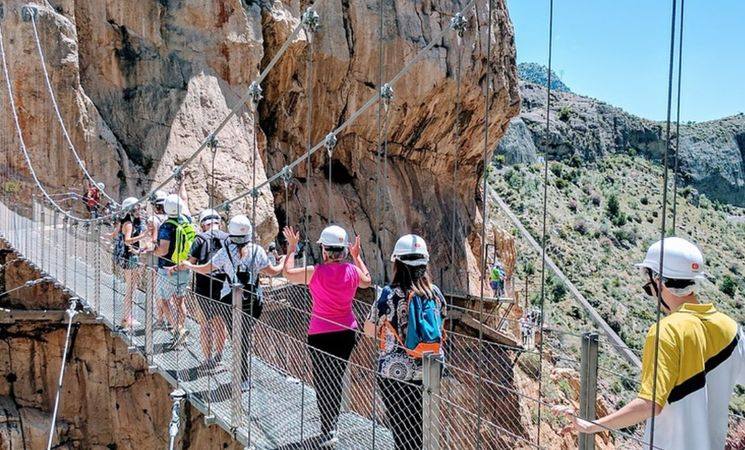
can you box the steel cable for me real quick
[670,0,685,233]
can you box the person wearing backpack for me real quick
[113,197,149,330]
[153,194,196,344]
[281,224,372,447]
[186,208,230,368]
[363,234,446,450]
[178,215,283,387]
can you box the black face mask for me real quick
[643,270,671,312]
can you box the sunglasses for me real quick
[642,280,655,297]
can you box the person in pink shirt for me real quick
[282,224,372,447]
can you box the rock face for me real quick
[0,322,243,450]
[496,80,745,206]
[1,0,519,288]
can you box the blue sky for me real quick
[506,0,745,122]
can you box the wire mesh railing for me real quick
[0,198,704,449]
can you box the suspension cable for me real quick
[30,14,117,205]
[649,0,679,446]
[46,298,78,450]
[535,0,555,446]
[215,0,479,211]
[449,11,467,290]
[475,0,494,447]
[373,0,386,285]
[670,0,685,233]
[0,22,94,223]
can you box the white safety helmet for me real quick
[121,197,138,211]
[228,215,253,244]
[391,234,430,266]
[96,182,105,190]
[317,225,349,248]
[163,194,186,217]
[152,190,167,205]
[198,208,221,226]
[635,237,706,281]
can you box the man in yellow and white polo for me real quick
[559,237,745,449]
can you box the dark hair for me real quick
[391,260,434,298]
[322,245,347,262]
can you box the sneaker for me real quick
[318,430,338,448]
[240,380,251,392]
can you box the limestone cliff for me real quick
[1,0,519,290]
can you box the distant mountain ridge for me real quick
[495,80,745,207]
[517,62,571,93]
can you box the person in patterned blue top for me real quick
[364,234,446,450]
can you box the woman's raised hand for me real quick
[349,235,362,259]
[283,226,300,253]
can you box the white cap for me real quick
[152,190,167,205]
[635,237,706,280]
[228,215,253,240]
[164,194,186,217]
[198,208,221,226]
[121,197,138,210]
[317,225,349,247]
[391,234,430,266]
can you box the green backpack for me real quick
[165,217,197,264]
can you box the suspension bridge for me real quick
[0,0,743,449]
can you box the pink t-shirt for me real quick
[307,262,360,335]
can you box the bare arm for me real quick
[281,226,315,285]
[153,239,170,257]
[363,320,376,338]
[122,222,148,246]
[261,256,285,277]
[557,398,662,434]
[349,235,372,288]
[178,259,214,275]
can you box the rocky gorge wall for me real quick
[0,246,243,449]
[0,0,520,290]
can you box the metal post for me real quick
[62,218,68,285]
[93,223,101,317]
[71,222,77,295]
[40,204,46,272]
[52,211,59,279]
[422,352,442,450]
[579,332,599,450]
[230,283,244,429]
[145,256,155,368]
[168,388,187,450]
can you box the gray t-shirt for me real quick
[210,242,270,298]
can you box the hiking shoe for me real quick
[318,430,338,448]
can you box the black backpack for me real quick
[225,244,263,315]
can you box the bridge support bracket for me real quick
[21,5,37,22]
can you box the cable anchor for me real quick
[248,81,263,109]
[168,388,187,450]
[249,188,260,199]
[450,13,467,40]
[207,135,219,151]
[21,5,37,22]
[324,132,337,157]
[280,166,293,186]
[301,8,321,35]
[380,83,394,111]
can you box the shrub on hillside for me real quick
[591,193,602,206]
[573,218,590,235]
[640,196,649,205]
[548,274,568,302]
[558,106,572,122]
[555,178,569,190]
[720,275,738,298]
